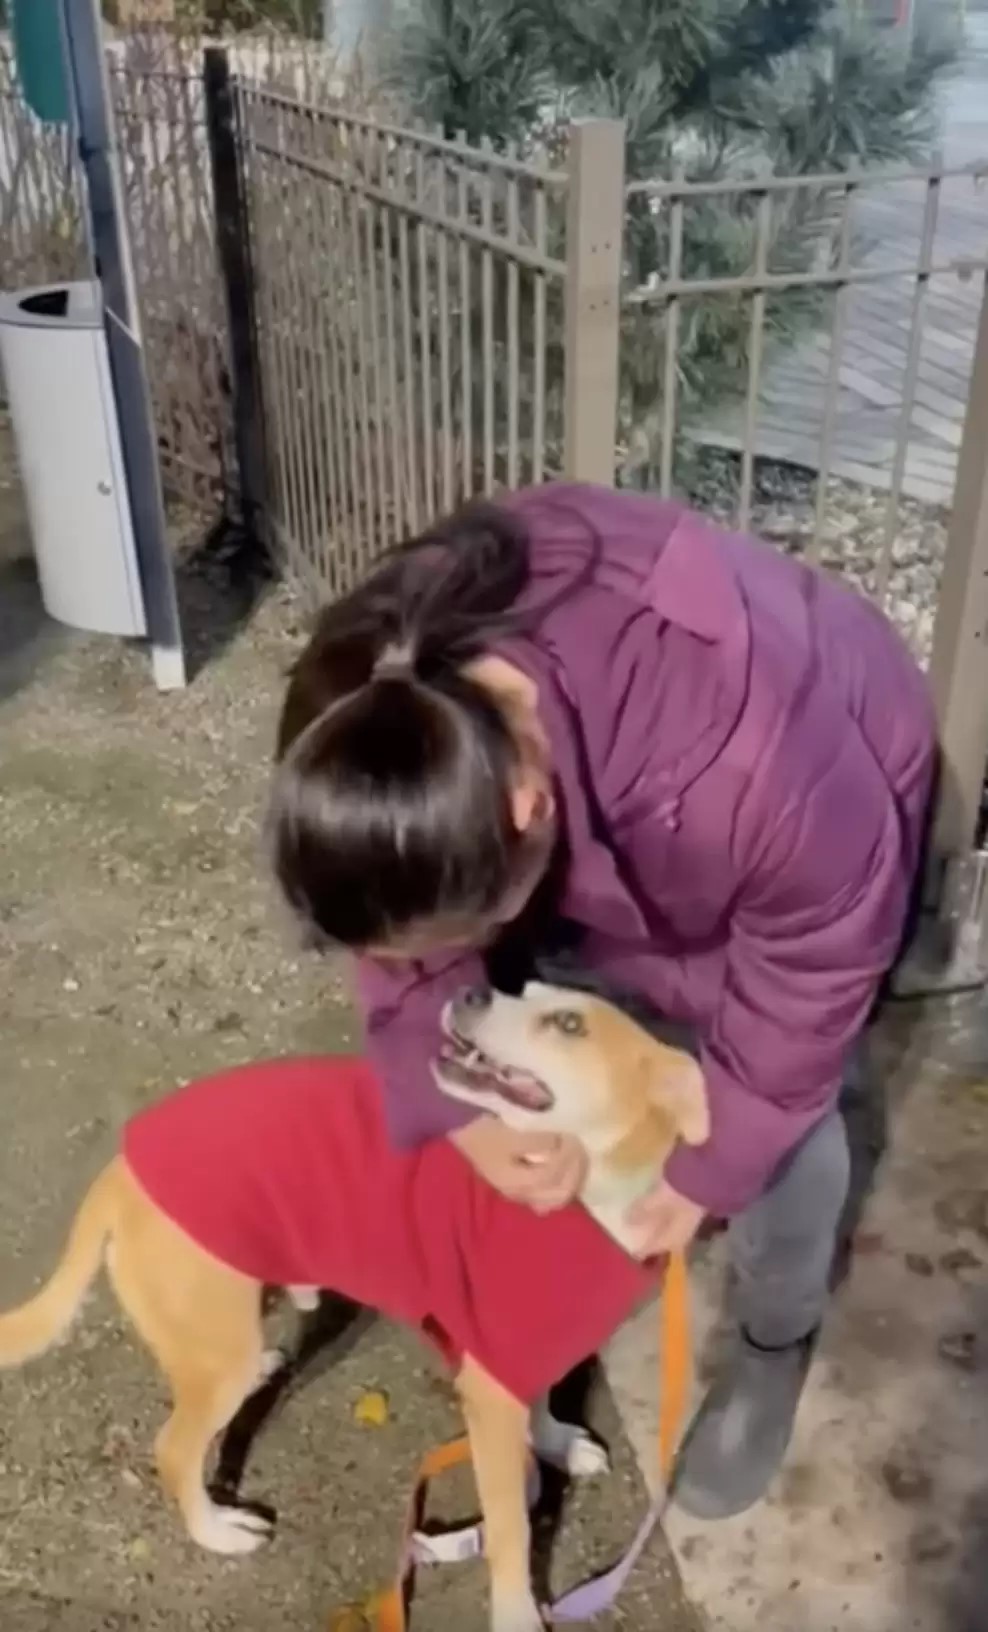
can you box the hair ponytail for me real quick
[270,498,596,950]
[275,503,533,756]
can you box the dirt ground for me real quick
[0,425,698,1632]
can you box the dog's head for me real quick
[433,982,708,1162]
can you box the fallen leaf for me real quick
[353,1389,390,1428]
[940,1246,983,1279]
[328,1605,370,1632]
[904,1252,934,1277]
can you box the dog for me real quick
[0,984,706,1632]
[435,983,708,1255]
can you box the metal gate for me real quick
[218,55,988,878]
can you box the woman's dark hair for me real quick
[269,500,595,950]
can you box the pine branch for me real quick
[391,0,960,477]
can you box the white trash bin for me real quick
[0,279,146,637]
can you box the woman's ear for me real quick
[642,1044,710,1146]
[510,778,554,835]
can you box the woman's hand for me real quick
[626,1178,705,1260]
[451,1117,588,1213]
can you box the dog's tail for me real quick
[0,1160,120,1366]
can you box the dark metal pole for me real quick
[203,47,267,547]
[59,0,185,689]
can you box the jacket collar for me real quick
[496,510,752,942]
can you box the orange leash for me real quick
[658,1248,691,1484]
[331,1250,691,1632]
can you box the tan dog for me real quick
[435,982,708,1256]
[0,986,705,1632]
[430,982,709,1630]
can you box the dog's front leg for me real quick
[457,1356,543,1632]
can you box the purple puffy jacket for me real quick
[356,485,937,1215]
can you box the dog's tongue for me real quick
[436,1039,554,1113]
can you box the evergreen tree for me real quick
[392,0,958,483]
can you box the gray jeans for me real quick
[536,954,852,1349]
[729,1108,850,1348]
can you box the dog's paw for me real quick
[490,1591,545,1632]
[193,1501,274,1556]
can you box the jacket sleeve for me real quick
[354,951,487,1147]
[663,732,913,1216]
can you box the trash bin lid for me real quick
[0,279,103,331]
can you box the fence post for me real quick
[563,118,625,486]
[60,0,185,691]
[927,273,988,866]
[203,46,266,544]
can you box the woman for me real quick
[269,484,936,1520]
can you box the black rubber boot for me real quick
[671,1329,814,1520]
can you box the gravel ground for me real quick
[685,447,946,665]
[0,420,697,1632]
[0,407,953,1631]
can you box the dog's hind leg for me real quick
[153,1368,273,1554]
[530,1396,609,1479]
[106,1177,272,1554]
[457,1356,543,1632]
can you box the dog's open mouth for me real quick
[436,1022,555,1113]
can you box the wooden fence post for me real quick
[927,271,988,865]
[203,46,267,545]
[563,118,625,486]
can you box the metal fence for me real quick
[0,28,350,522]
[234,80,570,598]
[0,36,232,515]
[0,45,87,287]
[222,102,988,860]
[2,39,988,864]
[108,54,235,516]
[614,157,988,863]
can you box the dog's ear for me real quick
[642,1043,709,1147]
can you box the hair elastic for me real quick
[372,640,417,680]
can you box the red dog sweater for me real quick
[123,1057,657,1403]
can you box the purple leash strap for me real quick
[409,1467,670,1622]
[545,1487,669,1622]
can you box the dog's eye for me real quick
[546,1009,587,1038]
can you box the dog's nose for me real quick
[461,985,492,1013]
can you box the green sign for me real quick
[11,0,71,125]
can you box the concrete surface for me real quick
[697,14,988,504]
[0,421,697,1632]
[5,405,987,1632]
[604,1000,988,1632]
